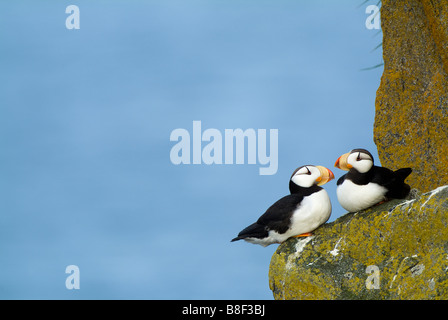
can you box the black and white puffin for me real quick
[231,165,334,247]
[334,148,412,212]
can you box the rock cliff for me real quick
[374,0,448,193]
[269,186,448,299]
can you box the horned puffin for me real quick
[231,165,334,247]
[334,148,412,212]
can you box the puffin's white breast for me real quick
[336,179,387,212]
[287,189,332,237]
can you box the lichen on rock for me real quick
[269,186,448,299]
[374,0,448,193]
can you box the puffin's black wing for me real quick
[257,193,304,233]
[372,166,412,199]
[231,193,304,242]
[370,166,396,185]
[387,168,412,198]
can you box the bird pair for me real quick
[231,148,412,247]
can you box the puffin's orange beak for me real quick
[315,166,335,186]
[335,152,352,171]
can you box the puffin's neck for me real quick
[289,181,322,196]
[346,167,374,185]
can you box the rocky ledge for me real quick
[269,186,448,299]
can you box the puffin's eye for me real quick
[295,167,312,175]
[356,153,361,161]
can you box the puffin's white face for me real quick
[335,149,374,173]
[347,151,373,173]
[290,165,334,188]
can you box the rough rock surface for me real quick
[269,186,448,299]
[374,0,448,193]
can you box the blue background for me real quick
[0,0,383,299]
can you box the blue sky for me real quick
[0,1,383,299]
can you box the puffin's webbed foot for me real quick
[375,199,389,206]
[293,232,313,238]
